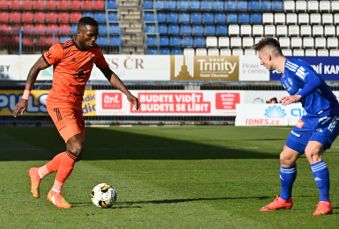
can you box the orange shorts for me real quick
[47,105,85,142]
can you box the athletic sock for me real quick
[280,166,297,200]
[311,160,330,202]
[51,152,76,193]
[38,152,66,178]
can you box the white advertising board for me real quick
[235,103,306,126]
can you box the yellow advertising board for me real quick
[0,90,96,116]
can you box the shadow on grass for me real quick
[0,127,279,161]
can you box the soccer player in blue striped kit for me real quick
[254,38,339,216]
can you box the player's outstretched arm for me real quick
[13,57,50,117]
[100,67,140,110]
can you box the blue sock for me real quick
[280,166,297,200]
[311,160,330,202]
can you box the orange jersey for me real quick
[43,39,108,107]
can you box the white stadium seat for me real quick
[244,49,256,56]
[303,37,314,49]
[298,13,309,24]
[327,37,339,49]
[232,49,244,56]
[276,25,288,37]
[274,13,285,24]
[207,48,219,56]
[312,25,324,37]
[284,1,295,12]
[228,24,239,36]
[310,13,322,24]
[183,48,195,56]
[324,25,335,37]
[293,49,305,56]
[254,37,262,45]
[263,13,274,24]
[264,25,275,36]
[252,25,264,37]
[332,1,339,13]
[307,1,319,12]
[319,1,331,12]
[220,48,231,55]
[279,37,290,48]
[305,49,317,56]
[240,24,252,36]
[230,37,242,48]
[336,25,339,36]
[300,25,312,37]
[218,37,229,48]
[317,49,329,56]
[206,36,218,47]
[242,37,254,48]
[196,48,207,56]
[286,13,298,24]
[295,1,307,12]
[291,37,302,49]
[282,49,292,56]
[334,13,339,24]
[330,49,339,56]
[315,37,327,49]
[322,13,333,25]
[288,25,300,36]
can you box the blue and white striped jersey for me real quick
[280,58,339,116]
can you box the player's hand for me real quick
[13,99,28,117]
[279,95,302,106]
[127,94,140,110]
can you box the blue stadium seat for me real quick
[95,12,106,23]
[177,1,188,11]
[146,35,158,47]
[250,13,262,24]
[182,37,193,47]
[261,0,272,11]
[201,0,213,11]
[108,12,118,21]
[239,13,250,24]
[237,1,248,11]
[164,1,176,10]
[214,13,226,24]
[226,0,237,11]
[159,36,169,46]
[83,12,94,18]
[106,0,117,9]
[191,13,202,24]
[143,0,153,9]
[170,36,181,47]
[227,13,238,24]
[204,25,216,36]
[192,25,204,36]
[168,24,179,35]
[158,24,168,34]
[108,24,121,34]
[272,1,284,12]
[216,25,228,36]
[202,13,214,24]
[213,1,224,11]
[178,13,190,24]
[167,12,178,23]
[171,48,183,55]
[109,36,122,47]
[144,12,155,21]
[155,0,165,10]
[189,1,200,11]
[248,1,260,11]
[144,23,156,34]
[180,25,191,35]
[157,12,167,23]
[60,36,72,43]
[194,37,206,48]
[97,37,108,46]
[159,48,171,54]
[71,24,77,34]
[147,48,158,54]
[98,24,107,34]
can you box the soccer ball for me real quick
[91,183,117,208]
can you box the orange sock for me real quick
[38,152,66,178]
[51,152,76,193]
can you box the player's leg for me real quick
[260,146,299,212]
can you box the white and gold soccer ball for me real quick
[91,183,117,208]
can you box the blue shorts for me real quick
[286,115,339,154]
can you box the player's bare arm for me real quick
[13,57,50,117]
[279,94,302,106]
[100,67,140,110]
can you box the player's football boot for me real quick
[47,190,72,209]
[312,201,333,216]
[27,167,41,199]
[260,196,293,212]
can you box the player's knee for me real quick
[305,149,321,164]
[279,154,295,167]
[67,142,84,160]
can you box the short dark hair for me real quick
[253,38,283,56]
[78,17,98,28]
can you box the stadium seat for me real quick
[202,13,214,24]
[189,1,200,11]
[201,0,213,11]
[230,37,241,48]
[183,48,195,56]
[284,1,295,12]
[164,0,176,10]
[204,25,216,36]
[282,49,292,56]
[108,24,121,34]
[250,13,262,24]
[244,49,256,55]
[159,36,169,46]
[9,0,21,10]
[293,49,304,56]
[21,0,32,10]
[310,13,321,24]
[315,37,327,49]
[298,13,309,24]
[322,13,333,25]
[226,0,237,11]
[69,0,81,10]
[176,1,188,11]
[59,24,71,35]
[274,13,285,24]
[264,25,275,37]
[332,1,339,12]
[155,0,165,10]
[279,37,290,48]
[98,24,108,34]
[227,14,238,24]
[45,1,58,10]
[263,13,274,24]
[180,25,191,36]
[327,37,339,48]
[237,1,248,11]
[82,0,94,10]
[83,12,94,18]
[158,24,168,34]
[324,25,335,37]
[167,12,178,23]
[242,37,254,48]
[272,1,284,12]
[206,37,218,47]
[319,1,331,12]
[178,13,190,24]
[168,24,179,35]
[95,12,106,23]
[192,25,204,36]
[218,37,229,48]
[109,36,122,47]
[232,49,243,56]
[288,25,300,37]
[34,12,45,24]
[214,13,226,24]
[170,36,181,47]
[143,0,153,9]
[239,13,250,24]
[276,25,288,37]
[261,0,272,11]
[194,37,206,48]
[300,25,312,37]
[59,0,69,10]
[60,36,72,43]
[157,12,166,23]
[286,13,297,24]
[303,37,314,49]
[9,12,21,24]
[97,36,109,46]
[208,48,219,56]
[159,48,170,54]
[146,35,158,47]
[0,0,8,10]
[312,25,324,37]
[317,49,329,56]
[330,49,339,56]
[59,12,70,24]
[295,1,307,12]
[145,23,156,34]
[305,49,317,56]
[228,24,239,36]
[171,48,182,55]
[69,12,82,23]
[291,37,302,49]
[46,12,58,24]
[108,12,119,21]
[22,12,34,23]
[220,48,231,55]
[216,25,228,36]
[182,37,193,47]
[213,1,224,11]
[0,12,9,23]
[334,13,339,24]
[196,48,207,56]
[248,1,260,12]
[240,24,251,36]
[307,1,319,12]
[146,48,158,55]
[252,25,263,37]
[191,13,202,24]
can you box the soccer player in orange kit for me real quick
[13,17,140,208]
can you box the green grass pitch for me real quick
[0,126,338,228]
